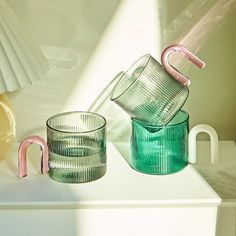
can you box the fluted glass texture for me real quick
[88,72,131,142]
[110,54,189,126]
[46,111,106,183]
[131,110,189,175]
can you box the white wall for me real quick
[160,0,236,141]
[6,0,160,140]
[4,0,236,141]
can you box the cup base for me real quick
[129,163,188,175]
[48,165,107,183]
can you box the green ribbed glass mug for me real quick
[110,54,189,127]
[47,111,107,183]
[131,110,189,175]
[18,111,107,183]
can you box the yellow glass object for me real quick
[0,94,16,161]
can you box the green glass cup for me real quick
[131,110,189,175]
[110,54,189,127]
[47,111,107,183]
[18,111,107,183]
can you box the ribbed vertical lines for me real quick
[47,112,106,183]
[131,111,188,175]
[112,55,188,126]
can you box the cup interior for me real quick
[46,111,106,133]
[110,54,151,101]
[132,110,189,131]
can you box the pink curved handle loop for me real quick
[18,135,49,177]
[161,44,205,86]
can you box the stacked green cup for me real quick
[109,46,206,175]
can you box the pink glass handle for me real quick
[18,135,49,177]
[161,44,205,86]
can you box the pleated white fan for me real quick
[0,0,48,93]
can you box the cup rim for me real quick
[46,111,106,134]
[132,110,189,128]
[110,54,152,101]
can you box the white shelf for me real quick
[0,142,220,209]
[194,141,236,206]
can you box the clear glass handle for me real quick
[188,124,219,164]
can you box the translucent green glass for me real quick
[110,54,189,126]
[46,111,106,183]
[88,72,131,142]
[131,110,189,175]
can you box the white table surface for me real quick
[0,142,221,209]
[194,141,236,206]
